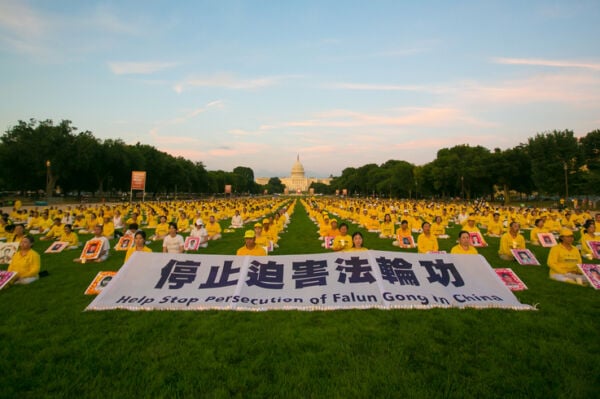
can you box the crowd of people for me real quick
[1,196,598,288]
[304,197,599,287]
[1,197,294,285]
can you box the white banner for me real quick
[86,251,534,311]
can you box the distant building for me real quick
[255,155,331,193]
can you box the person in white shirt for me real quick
[189,219,209,248]
[162,222,184,253]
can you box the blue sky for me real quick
[1,1,599,178]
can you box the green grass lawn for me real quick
[1,200,598,398]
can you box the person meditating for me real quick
[8,234,40,285]
[450,230,478,254]
[236,230,267,256]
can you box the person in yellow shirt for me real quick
[205,215,222,240]
[7,224,26,244]
[40,218,63,241]
[347,232,368,251]
[498,222,526,260]
[124,231,152,263]
[393,220,413,247]
[332,223,352,251]
[236,230,267,256]
[430,216,447,238]
[450,231,478,255]
[102,216,115,239]
[59,224,80,249]
[529,218,548,246]
[580,220,597,260]
[486,213,504,237]
[417,222,439,253]
[151,216,169,241]
[547,229,585,285]
[379,214,395,239]
[176,210,191,233]
[8,235,40,284]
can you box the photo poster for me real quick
[469,232,485,247]
[184,236,200,251]
[578,264,600,290]
[80,239,103,261]
[495,268,528,291]
[0,271,18,290]
[45,241,69,254]
[0,242,19,264]
[587,241,600,260]
[115,236,134,251]
[399,235,416,249]
[85,271,117,295]
[538,233,557,248]
[511,249,540,266]
[323,236,335,249]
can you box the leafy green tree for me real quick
[265,177,284,194]
[527,130,581,196]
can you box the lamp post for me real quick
[461,175,465,201]
[564,161,568,201]
[45,160,51,202]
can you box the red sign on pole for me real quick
[131,171,146,191]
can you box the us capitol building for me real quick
[255,155,331,193]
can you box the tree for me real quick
[527,130,581,196]
[265,177,284,194]
[578,130,600,195]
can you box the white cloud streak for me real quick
[493,57,600,71]
[173,73,302,93]
[108,61,179,75]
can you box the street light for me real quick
[46,160,51,201]
[563,161,568,201]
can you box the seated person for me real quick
[236,230,267,256]
[162,222,184,254]
[347,231,368,251]
[486,213,504,237]
[332,223,352,251]
[74,225,110,263]
[189,219,209,249]
[498,222,526,260]
[450,230,478,255]
[40,218,63,241]
[417,222,439,253]
[379,214,395,239]
[8,235,40,285]
[392,220,412,247]
[230,210,244,228]
[579,219,596,260]
[59,224,80,249]
[150,216,169,241]
[529,218,548,246]
[205,215,222,240]
[547,229,586,285]
[124,230,152,263]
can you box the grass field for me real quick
[1,199,598,398]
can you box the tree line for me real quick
[0,119,260,198]
[0,119,598,201]
[322,129,599,201]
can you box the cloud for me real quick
[108,61,179,75]
[329,82,444,93]
[493,57,600,71]
[459,73,600,105]
[173,73,301,93]
[278,107,494,129]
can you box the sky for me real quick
[1,0,599,178]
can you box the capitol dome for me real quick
[291,155,305,178]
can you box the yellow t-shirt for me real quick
[450,245,478,255]
[8,249,41,279]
